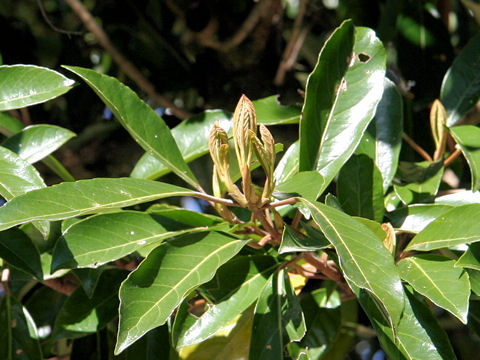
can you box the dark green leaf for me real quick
[337,154,384,222]
[253,95,301,125]
[116,231,246,354]
[450,125,480,191]
[51,210,214,271]
[469,269,480,296]
[406,204,480,251]
[435,190,480,205]
[300,199,405,326]
[274,171,324,201]
[131,110,230,180]
[2,125,75,164]
[397,254,470,323]
[147,204,223,227]
[357,287,456,360]
[249,270,306,360]
[441,33,480,127]
[176,307,253,360]
[456,242,480,271]
[274,141,299,186]
[0,178,195,232]
[0,146,46,200]
[72,267,105,298]
[0,229,42,280]
[123,325,170,360]
[0,112,23,136]
[355,78,403,193]
[173,255,277,348]
[278,225,329,254]
[0,296,43,360]
[52,269,128,340]
[388,204,453,233]
[394,161,444,204]
[0,65,74,111]
[300,23,386,193]
[63,66,198,187]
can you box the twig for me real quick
[268,197,298,208]
[36,0,84,36]
[43,277,77,296]
[402,133,433,161]
[253,209,281,243]
[196,0,270,51]
[443,148,462,167]
[274,0,309,86]
[291,210,303,229]
[64,0,191,119]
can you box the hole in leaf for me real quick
[358,53,370,63]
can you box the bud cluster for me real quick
[209,95,276,211]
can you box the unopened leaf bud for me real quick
[233,95,257,171]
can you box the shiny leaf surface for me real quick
[116,232,246,354]
[0,177,195,232]
[388,204,453,233]
[63,66,198,187]
[274,171,324,201]
[278,224,329,254]
[249,270,306,360]
[450,125,480,191]
[406,204,480,251]
[51,210,214,271]
[300,23,386,193]
[441,33,480,127]
[300,199,405,326]
[52,269,128,340]
[274,141,299,185]
[1,125,75,164]
[397,254,470,323]
[173,255,277,348]
[357,288,456,360]
[0,65,74,111]
[337,154,384,222]
[456,242,480,271]
[0,229,43,280]
[253,95,301,125]
[355,78,403,193]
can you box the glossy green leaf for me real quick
[173,255,277,348]
[278,224,329,254]
[0,296,43,360]
[450,125,480,191]
[0,177,195,232]
[72,267,105,298]
[355,78,403,193]
[274,171,324,201]
[394,161,444,204]
[116,231,246,354]
[0,146,49,237]
[440,33,480,127]
[0,229,42,280]
[0,65,74,111]
[300,199,405,326]
[357,287,456,360]
[406,204,480,251]
[147,204,223,227]
[287,288,357,360]
[253,95,301,125]
[397,254,470,324]
[435,190,480,205]
[337,154,384,222]
[52,269,128,340]
[274,141,299,185]
[0,146,46,200]
[131,110,230,180]
[468,269,480,296]
[51,210,214,271]
[388,204,453,233]
[0,112,23,136]
[1,124,75,164]
[63,65,198,187]
[249,269,306,360]
[299,22,386,193]
[456,242,480,271]
[177,308,253,360]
